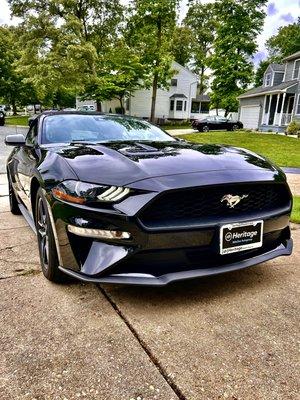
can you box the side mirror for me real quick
[5,134,26,147]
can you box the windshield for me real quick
[42,114,175,144]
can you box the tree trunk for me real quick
[119,97,124,114]
[150,72,158,123]
[150,19,162,123]
[12,99,17,116]
[199,66,205,94]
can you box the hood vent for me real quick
[119,143,164,156]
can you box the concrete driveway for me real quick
[0,127,299,399]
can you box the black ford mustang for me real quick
[5,112,292,286]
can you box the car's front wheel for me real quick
[202,125,210,132]
[35,188,65,283]
[232,124,239,131]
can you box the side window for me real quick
[265,73,272,86]
[26,121,38,146]
[293,60,300,79]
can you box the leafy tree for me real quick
[127,0,179,122]
[266,20,300,60]
[209,0,268,115]
[171,26,193,67]
[8,0,124,107]
[254,59,270,87]
[184,1,216,93]
[0,25,38,114]
[83,40,145,112]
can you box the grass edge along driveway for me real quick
[179,131,300,168]
[292,196,300,224]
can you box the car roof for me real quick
[36,110,146,123]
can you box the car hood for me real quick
[46,141,280,186]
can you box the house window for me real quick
[184,101,187,111]
[176,100,183,111]
[171,79,178,87]
[125,98,130,111]
[293,59,300,79]
[296,94,300,115]
[200,102,210,113]
[265,73,272,86]
[170,100,174,111]
[191,101,200,113]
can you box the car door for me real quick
[206,116,216,129]
[214,116,228,130]
[14,120,39,211]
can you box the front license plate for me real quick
[220,220,263,255]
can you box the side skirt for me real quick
[18,203,37,234]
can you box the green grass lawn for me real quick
[291,196,300,224]
[179,131,300,168]
[5,115,29,126]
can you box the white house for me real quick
[79,61,212,121]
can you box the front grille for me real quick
[139,183,290,228]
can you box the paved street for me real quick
[0,169,299,399]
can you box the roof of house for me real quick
[283,50,300,61]
[172,61,198,80]
[169,93,187,99]
[238,80,298,99]
[269,63,285,72]
[192,94,210,102]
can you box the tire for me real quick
[8,174,21,215]
[35,188,65,283]
[202,125,209,132]
[232,124,239,131]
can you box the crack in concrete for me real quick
[0,258,40,265]
[0,225,30,231]
[0,241,36,252]
[97,285,187,400]
[0,269,41,280]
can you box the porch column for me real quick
[279,92,286,126]
[274,93,280,125]
[267,94,272,124]
[262,95,267,124]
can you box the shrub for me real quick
[286,120,300,136]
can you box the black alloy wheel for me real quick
[35,188,65,282]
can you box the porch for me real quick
[260,92,295,132]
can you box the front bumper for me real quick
[47,186,293,286]
[59,239,292,286]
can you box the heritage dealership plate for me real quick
[220,220,263,255]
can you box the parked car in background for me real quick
[5,111,292,286]
[78,104,96,111]
[0,105,7,116]
[192,116,243,132]
[0,111,5,126]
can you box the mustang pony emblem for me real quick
[221,194,248,208]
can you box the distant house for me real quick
[99,61,211,121]
[238,50,300,131]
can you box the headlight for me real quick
[52,180,130,205]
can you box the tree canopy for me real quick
[209,0,268,115]
[3,0,295,117]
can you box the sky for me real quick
[1,0,299,65]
